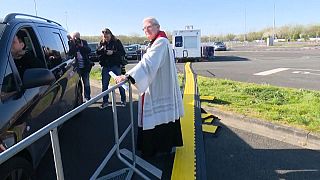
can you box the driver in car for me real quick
[11,30,41,78]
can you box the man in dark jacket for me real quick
[69,32,93,102]
[11,30,42,79]
[97,28,126,108]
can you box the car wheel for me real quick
[0,157,33,180]
[74,83,83,108]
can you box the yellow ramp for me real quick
[171,62,196,179]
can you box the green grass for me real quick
[90,68,102,81]
[197,76,320,133]
[90,69,320,132]
[90,68,118,85]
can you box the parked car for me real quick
[0,13,83,179]
[124,44,142,60]
[213,41,227,51]
[87,42,99,62]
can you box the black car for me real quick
[0,13,83,179]
[88,42,99,62]
[124,44,142,60]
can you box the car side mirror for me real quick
[22,68,56,89]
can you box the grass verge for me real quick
[90,68,102,81]
[197,76,320,133]
[91,69,320,133]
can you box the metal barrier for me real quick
[0,80,157,180]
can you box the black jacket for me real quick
[96,39,125,67]
[69,39,93,71]
[14,51,42,79]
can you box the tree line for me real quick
[202,24,320,42]
[82,24,320,44]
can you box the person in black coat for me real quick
[69,32,93,102]
[97,28,126,108]
[11,30,42,79]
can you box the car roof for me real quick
[3,13,62,28]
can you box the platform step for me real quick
[202,124,219,134]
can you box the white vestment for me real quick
[127,37,184,130]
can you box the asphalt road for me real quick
[123,48,320,90]
[204,122,320,180]
[190,48,320,90]
[35,85,320,180]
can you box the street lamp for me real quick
[33,0,38,16]
[273,2,276,40]
[65,11,69,31]
[244,7,247,42]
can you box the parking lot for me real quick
[189,47,320,90]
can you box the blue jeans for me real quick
[102,66,126,103]
[80,69,91,100]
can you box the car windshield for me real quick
[125,46,137,51]
[88,43,98,51]
[214,42,224,45]
[0,24,5,40]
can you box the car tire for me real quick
[0,156,34,180]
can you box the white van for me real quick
[172,28,201,62]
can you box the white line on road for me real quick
[291,70,320,76]
[307,72,320,76]
[254,68,289,76]
[291,68,320,72]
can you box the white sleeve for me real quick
[127,38,168,94]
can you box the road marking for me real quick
[307,72,320,76]
[276,169,319,174]
[254,68,289,76]
[291,69,320,76]
[292,71,320,76]
[291,68,320,72]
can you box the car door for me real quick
[59,29,81,109]
[0,59,28,145]
[36,26,79,113]
[6,25,64,164]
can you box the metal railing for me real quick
[0,80,156,180]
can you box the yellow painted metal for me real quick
[201,113,213,120]
[200,95,215,101]
[202,124,218,134]
[204,118,213,124]
[171,62,196,180]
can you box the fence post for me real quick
[50,128,65,180]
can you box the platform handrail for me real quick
[0,79,154,179]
